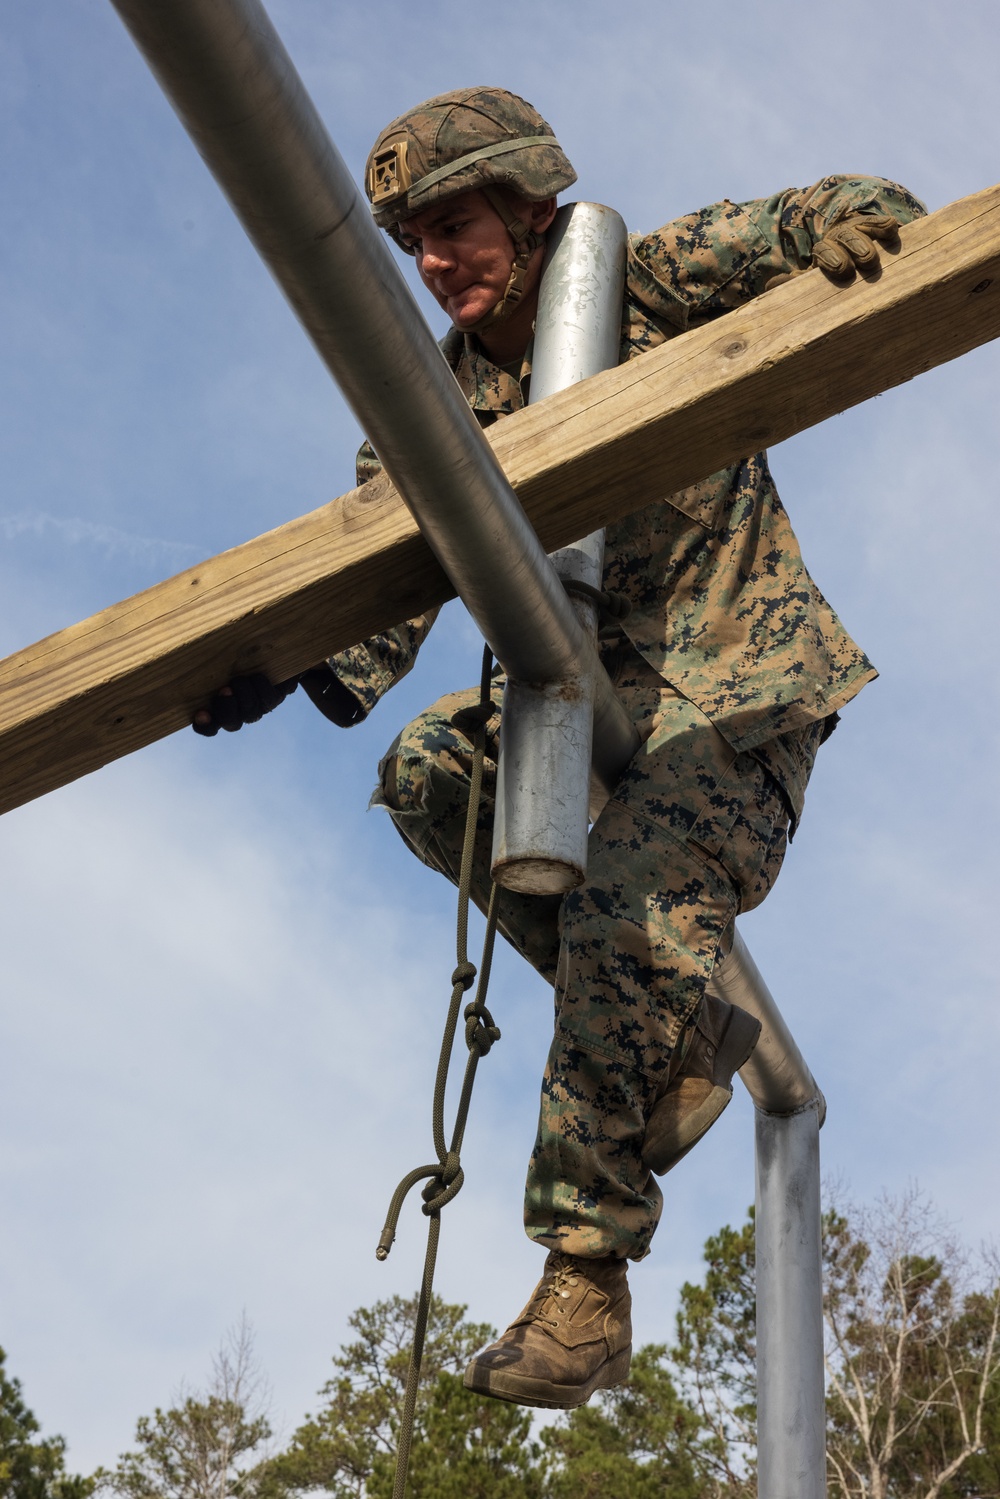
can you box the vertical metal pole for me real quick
[490,531,604,894]
[490,202,627,895]
[107,0,640,797]
[711,933,827,1495]
[755,1103,826,1499]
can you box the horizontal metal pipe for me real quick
[709,928,825,1118]
[108,0,638,791]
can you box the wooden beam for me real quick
[1,185,999,816]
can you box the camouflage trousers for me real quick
[375,643,823,1261]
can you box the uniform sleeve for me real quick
[628,176,926,326]
[746,175,927,288]
[355,439,383,487]
[313,438,439,722]
[323,612,440,719]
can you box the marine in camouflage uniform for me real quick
[331,130,924,1266]
[193,86,924,1409]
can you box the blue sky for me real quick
[2,0,999,1471]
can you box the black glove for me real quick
[192,672,298,736]
[298,664,367,727]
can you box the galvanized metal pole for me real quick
[709,931,828,1499]
[710,930,825,1119]
[755,1104,826,1499]
[491,203,627,895]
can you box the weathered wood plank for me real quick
[1,186,999,815]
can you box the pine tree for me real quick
[0,1345,93,1499]
[96,1321,271,1499]
[261,1295,539,1499]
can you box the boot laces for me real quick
[528,1255,582,1327]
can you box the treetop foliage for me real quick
[0,1345,93,1499]
[12,1188,1000,1498]
[94,1319,272,1499]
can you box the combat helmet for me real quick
[365,87,577,329]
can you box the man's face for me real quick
[397,190,522,329]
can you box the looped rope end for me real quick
[379,642,502,1499]
[376,1226,396,1261]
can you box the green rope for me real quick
[376,645,502,1499]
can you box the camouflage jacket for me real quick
[329,175,925,805]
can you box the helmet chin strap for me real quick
[462,186,544,335]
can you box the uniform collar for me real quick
[441,326,532,414]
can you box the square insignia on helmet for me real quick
[368,139,411,205]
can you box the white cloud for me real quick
[0,511,200,562]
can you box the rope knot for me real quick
[421,1151,465,1214]
[601,589,632,622]
[441,1150,461,1185]
[561,578,632,624]
[465,1001,501,1055]
[375,644,502,1499]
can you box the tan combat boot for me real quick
[463,1251,632,1409]
[642,994,761,1175]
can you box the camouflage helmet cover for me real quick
[365,87,577,240]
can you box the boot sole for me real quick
[463,1343,632,1410]
[643,1006,762,1175]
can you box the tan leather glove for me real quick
[812,210,899,274]
[766,211,900,291]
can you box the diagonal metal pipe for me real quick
[111,0,826,1275]
[111,0,825,1106]
[111,9,829,1484]
[711,929,824,1117]
[107,0,639,794]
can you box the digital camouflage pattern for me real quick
[347,175,926,755]
[375,643,824,1258]
[323,612,439,719]
[331,171,925,1259]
